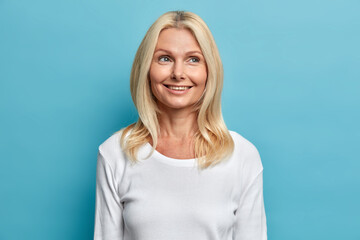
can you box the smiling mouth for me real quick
[164,85,192,91]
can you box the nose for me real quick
[171,61,185,81]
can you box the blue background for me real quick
[1,0,359,239]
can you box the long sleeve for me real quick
[94,149,124,240]
[233,145,267,240]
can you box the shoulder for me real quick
[98,130,123,158]
[228,130,264,173]
[98,129,127,172]
[228,130,260,155]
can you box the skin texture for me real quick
[148,28,208,159]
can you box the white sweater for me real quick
[94,130,267,240]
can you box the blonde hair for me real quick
[117,10,234,170]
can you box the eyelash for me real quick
[158,56,200,63]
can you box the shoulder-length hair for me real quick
[118,10,234,170]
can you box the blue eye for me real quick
[159,56,170,62]
[189,57,200,63]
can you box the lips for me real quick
[164,84,192,91]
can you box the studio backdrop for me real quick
[0,0,359,239]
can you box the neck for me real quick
[157,105,198,140]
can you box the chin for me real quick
[164,102,197,111]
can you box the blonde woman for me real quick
[94,10,267,240]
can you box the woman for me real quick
[94,10,267,240]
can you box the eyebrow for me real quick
[154,48,203,55]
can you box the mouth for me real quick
[163,85,193,91]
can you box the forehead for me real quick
[155,28,201,51]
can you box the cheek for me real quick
[149,80,161,102]
[149,78,161,95]
[148,68,157,84]
[148,67,165,98]
[189,68,207,85]
[149,64,170,84]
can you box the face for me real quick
[149,28,207,113]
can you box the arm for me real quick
[94,149,124,240]
[233,146,267,240]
